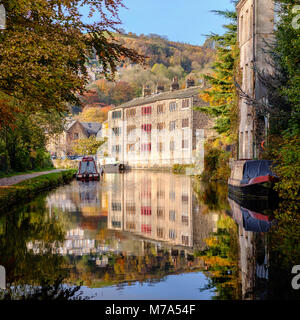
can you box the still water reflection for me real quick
[0,171,299,300]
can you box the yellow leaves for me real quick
[205,236,219,247]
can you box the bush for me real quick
[172,164,195,175]
[202,145,231,181]
[273,136,300,201]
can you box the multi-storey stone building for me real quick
[107,80,215,169]
[237,0,275,159]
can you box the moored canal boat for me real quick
[228,160,278,200]
[76,157,100,181]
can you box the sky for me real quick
[81,0,235,46]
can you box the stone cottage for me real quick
[47,120,101,158]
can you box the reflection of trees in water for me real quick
[0,196,82,300]
[65,242,204,288]
[195,214,241,300]
[192,180,229,213]
[268,200,300,300]
[0,277,84,300]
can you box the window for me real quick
[182,216,189,225]
[170,141,175,151]
[182,194,189,202]
[169,210,176,221]
[157,142,164,153]
[157,228,164,239]
[112,127,121,136]
[169,229,176,239]
[169,121,176,131]
[182,99,189,109]
[112,221,121,228]
[182,118,189,128]
[141,124,152,133]
[127,144,135,152]
[126,108,136,118]
[141,224,151,234]
[169,101,177,112]
[169,191,176,200]
[157,104,164,114]
[111,202,121,211]
[142,106,152,115]
[157,190,165,198]
[126,204,136,214]
[74,132,79,140]
[182,235,189,246]
[126,222,135,230]
[141,143,151,152]
[157,122,165,131]
[112,110,122,119]
[141,189,151,198]
[157,208,164,219]
[182,140,189,149]
[112,145,121,153]
[141,206,151,215]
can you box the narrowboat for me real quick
[228,160,278,200]
[76,157,100,181]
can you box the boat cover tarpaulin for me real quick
[241,160,274,184]
[79,160,97,174]
[241,207,273,232]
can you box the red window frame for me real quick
[141,224,152,234]
[141,124,152,132]
[141,206,152,216]
[141,143,151,152]
[142,106,152,115]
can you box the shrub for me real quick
[203,145,231,181]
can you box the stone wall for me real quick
[237,0,274,160]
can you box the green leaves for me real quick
[198,9,239,137]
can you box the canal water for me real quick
[0,171,299,300]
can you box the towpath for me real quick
[0,169,66,187]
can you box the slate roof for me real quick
[113,85,204,109]
[81,122,102,135]
[66,120,101,136]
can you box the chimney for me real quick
[186,78,195,88]
[170,77,179,91]
[156,84,164,94]
[143,85,151,97]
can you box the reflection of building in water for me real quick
[27,228,99,256]
[47,181,107,216]
[46,181,108,231]
[228,198,271,299]
[108,171,219,250]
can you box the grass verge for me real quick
[0,169,76,212]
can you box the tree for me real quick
[196,8,239,140]
[0,0,143,117]
[76,107,109,123]
[0,0,143,172]
[72,137,106,155]
[110,81,135,105]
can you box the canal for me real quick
[0,171,299,300]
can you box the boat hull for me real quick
[228,179,277,201]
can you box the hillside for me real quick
[75,32,215,116]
